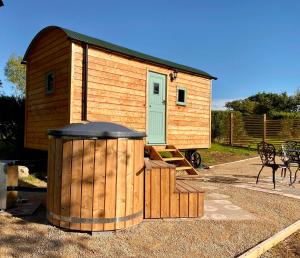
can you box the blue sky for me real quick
[0,0,299,109]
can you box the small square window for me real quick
[177,87,186,106]
[153,83,159,94]
[45,72,55,94]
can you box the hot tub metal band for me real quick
[47,210,143,224]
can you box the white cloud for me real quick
[212,99,234,110]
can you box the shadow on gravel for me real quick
[205,176,239,184]
[232,174,257,179]
[0,213,94,257]
[177,175,240,184]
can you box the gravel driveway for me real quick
[0,157,299,257]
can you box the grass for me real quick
[198,143,258,166]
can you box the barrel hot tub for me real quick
[47,122,145,232]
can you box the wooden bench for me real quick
[144,159,204,219]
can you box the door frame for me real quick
[146,69,168,145]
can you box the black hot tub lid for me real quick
[48,122,146,139]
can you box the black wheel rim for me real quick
[191,152,201,168]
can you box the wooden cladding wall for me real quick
[144,160,204,219]
[25,28,71,150]
[47,138,144,231]
[71,43,212,149]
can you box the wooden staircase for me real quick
[145,145,198,175]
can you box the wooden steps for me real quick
[176,166,192,171]
[162,157,184,161]
[144,159,204,219]
[162,149,177,152]
[145,145,198,175]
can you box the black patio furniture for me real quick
[280,141,298,178]
[281,141,300,185]
[256,141,292,189]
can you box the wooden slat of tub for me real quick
[115,139,127,229]
[53,138,63,226]
[169,168,179,218]
[104,139,117,230]
[179,193,189,217]
[92,140,107,231]
[133,140,139,225]
[188,193,198,217]
[133,140,144,225]
[160,168,170,218]
[81,140,95,231]
[60,140,73,228]
[150,167,161,218]
[125,140,134,228]
[47,137,55,224]
[70,140,83,230]
[137,140,144,224]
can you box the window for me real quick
[177,87,186,106]
[153,82,159,94]
[45,72,55,94]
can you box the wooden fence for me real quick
[220,113,300,149]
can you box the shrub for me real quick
[211,110,230,143]
[0,95,25,148]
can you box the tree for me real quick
[4,55,26,96]
[0,79,3,95]
[0,95,25,147]
[225,92,299,116]
[225,99,256,115]
[295,88,300,112]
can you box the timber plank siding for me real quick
[23,26,215,150]
[24,28,71,150]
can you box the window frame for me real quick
[45,71,55,95]
[176,86,187,106]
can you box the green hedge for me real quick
[0,95,25,149]
[211,110,230,143]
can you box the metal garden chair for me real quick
[281,141,300,185]
[280,141,298,178]
[256,141,291,189]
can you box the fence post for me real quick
[230,112,234,146]
[263,114,267,142]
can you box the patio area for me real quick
[197,156,300,199]
[1,157,300,257]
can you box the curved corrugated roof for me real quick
[22,26,217,80]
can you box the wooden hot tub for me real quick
[47,122,145,232]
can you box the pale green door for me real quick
[147,71,166,144]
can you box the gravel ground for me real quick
[262,231,300,258]
[0,157,299,257]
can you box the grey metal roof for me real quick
[22,26,217,80]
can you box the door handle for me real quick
[162,100,166,104]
